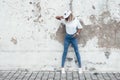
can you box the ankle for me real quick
[61,68,65,73]
[78,68,83,74]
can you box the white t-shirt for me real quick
[61,18,83,34]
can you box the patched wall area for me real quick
[0,0,120,71]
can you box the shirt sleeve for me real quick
[76,18,83,29]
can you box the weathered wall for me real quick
[0,0,120,71]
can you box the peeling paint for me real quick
[86,61,106,65]
[80,11,120,48]
[33,2,42,23]
[55,10,120,48]
[85,66,88,70]
[69,0,73,11]
[98,12,120,48]
[92,5,95,10]
[67,57,73,62]
[29,2,32,4]
[89,67,96,71]
[104,51,111,59]
[75,59,78,64]
[11,37,17,45]
[0,0,120,71]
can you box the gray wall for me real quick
[0,0,120,71]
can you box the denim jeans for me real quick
[61,33,81,68]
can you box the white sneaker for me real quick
[61,68,65,74]
[78,68,82,74]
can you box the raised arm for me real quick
[55,16,64,20]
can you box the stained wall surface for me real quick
[0,0,120,71]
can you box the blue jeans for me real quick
[61,33,81,68]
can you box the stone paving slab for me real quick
[0,70,120,80]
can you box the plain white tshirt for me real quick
[61,18,83,34]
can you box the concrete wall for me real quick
[0,0,120,71]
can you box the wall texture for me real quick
[0,0,120,71]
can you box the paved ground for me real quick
[0,70,120,80]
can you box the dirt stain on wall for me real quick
[54,10,120,49]
[104,51,111,59]
[97,11,120,48]
[11,37,17,45]
[32,1,120,49]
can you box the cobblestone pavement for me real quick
[0,70,120,80]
